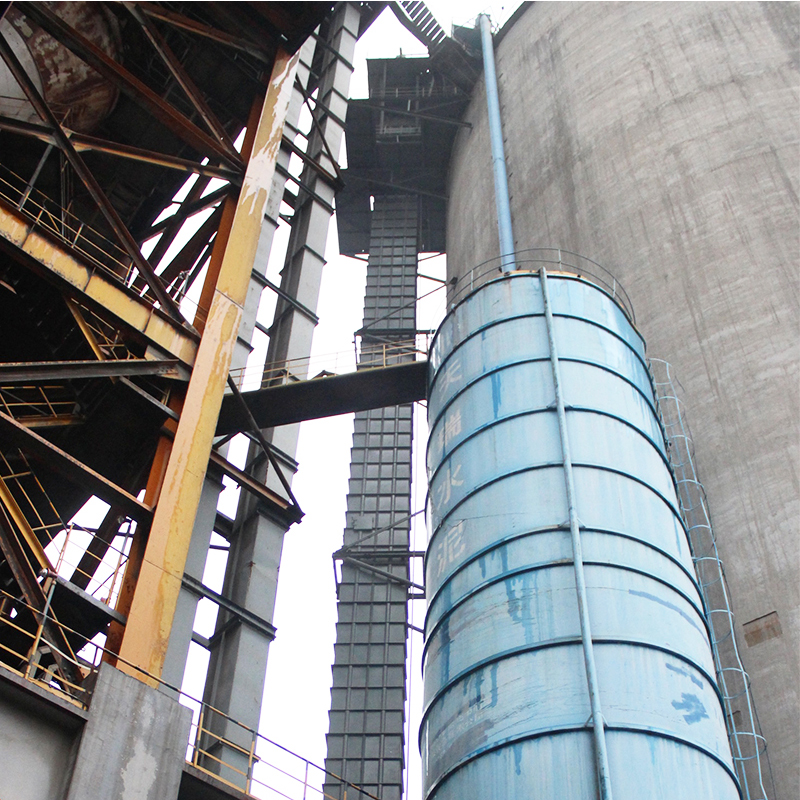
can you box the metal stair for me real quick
[391,1,448,48]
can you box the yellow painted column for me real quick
[117,48,299,684]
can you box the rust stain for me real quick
[6,2,120,133]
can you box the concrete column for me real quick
[65,663,191,800]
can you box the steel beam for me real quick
[157,33,318,737]
[0,31,186,322]
[116,47,300,684]
[200,9,359,785]
[141,185,228,238]
[0,116,239,182]
[0,507,82,687]
[0,411,153,524]
[0,204,199,365]
[250,270,319,325]
[15,2,244,173]
[137,3,271,63]
[181,574,277,641]
[124,3,239,157]
[354,98,473,128]
[0,359,182,383]
[207,450,298,521]
[216,360,427,434]
[69,505,129,592]
[0,478,52,574]
[151,206,224,295]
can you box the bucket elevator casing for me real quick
[422,271,739,799]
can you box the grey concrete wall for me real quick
[446,3,798,798]
[0,667,85,800]
[65,663,191,800]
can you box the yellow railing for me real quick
[0,584,92,708]
[0,165,135,283]
[0,587,380,800]
[230,336,428,393]
[188,702,380,800]
[0,449,132,608]
[0,384,79,426]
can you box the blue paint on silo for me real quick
[422,272,740,800]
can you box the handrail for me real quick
[229,335,430,392]
[0,165,135,282]
[0,163,204,319]
[0,584,379,800]
[447,247,635,323]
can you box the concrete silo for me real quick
[440,2,797,798]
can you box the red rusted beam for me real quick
[0,116,239,182]
[155,204,224,291]
[137,3,271,62]
[0,508,83,686]
[0,410,153,524]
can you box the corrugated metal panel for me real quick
[422,273,739,799]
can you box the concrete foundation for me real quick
[0,662,197,800]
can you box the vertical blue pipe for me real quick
[478,15,516,272]
[540,265,613,800]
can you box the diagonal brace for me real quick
[0,31,187,323]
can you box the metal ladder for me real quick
[649,358,773,800]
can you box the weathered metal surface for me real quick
[2,3,120,133]
[0,116,240,181]
[0,26,185,321]
[15,2,243,172]
[0,358,182,382]
[423,273,739,799]
[0,409,152,523]
[116,46,299,684]
[0,202,199,365]
[216,360,427,435]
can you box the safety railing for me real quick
[0,447,132,608]
[355,334,428,367]
[45,519,133,608]
[0,582,93,708]
[0,164,208,320]
[0,164,135,283]
[0,383,79,425]
[186,700,380,800]
[0,583,381,800]
[230,336,429,393]
[447,248,635,324]
[649,358,773,800]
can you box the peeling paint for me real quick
[666,661,704,689]
[120,734,158,799]
[672,692,709,724]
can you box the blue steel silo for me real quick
[422,262,739,799]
